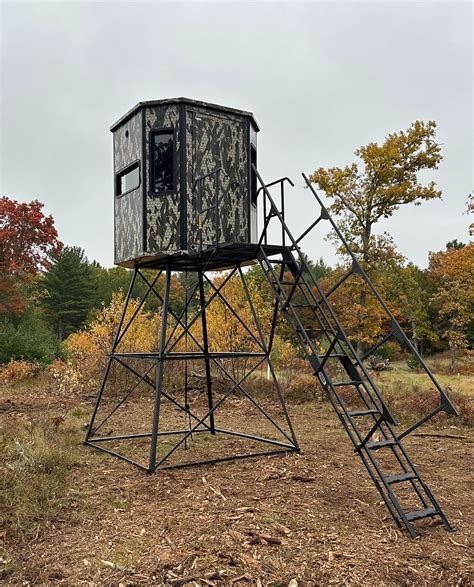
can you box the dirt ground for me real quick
[1,381,473,586]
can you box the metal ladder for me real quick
[254,167,457,538]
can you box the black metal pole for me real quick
[198,271,216,434]
[85,268,137,440]
[148,263,171,472]
[239,267,299,451]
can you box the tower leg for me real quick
[238,266,300,451]
[148,263,171,473]
[85,262,299,471]
[198,271,216,434]
[85,269,138,441]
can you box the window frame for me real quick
[149,128,176,195]
[115,159,141,198]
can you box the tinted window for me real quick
[151,130,174,192]
[117,162,140,196]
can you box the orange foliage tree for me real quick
[429,243,474,373]
[0,197,62,315]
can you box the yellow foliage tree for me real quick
[62,292,159,392]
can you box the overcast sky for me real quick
[1,1,472,268]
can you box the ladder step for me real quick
[348,408,380,417]
[318,353,346,359]
[365,439,398,450]
[405,507,438,522]
[333,380,361,387]
[385,472,418,485]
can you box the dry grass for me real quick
[0,360,473,585]
[371,364,474,427]
[0,415,84,546]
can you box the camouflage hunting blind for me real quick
[111,98,259,269]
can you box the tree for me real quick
[428,244,474,373]
[383,262,435,353]
[446,239,465,251]
[0,197,62,314]
[467,192,473,237]
[89,262,131,309]
[309,120,442,354]
[298,253,331,281]
[310,120,442,264]
[40,246,95,339]
[205,272,260,380]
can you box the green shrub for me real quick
[406,355,422,370]
[0,312,62,365]
[373,343,392,360]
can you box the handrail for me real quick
[254,164,459,435]
[301,172,458,426]
[252,163,398,426]
[256,176,294,198]
[256,176,294,246]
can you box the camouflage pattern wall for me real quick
[113,110,143,265]
[185,106,249,251]
[145,104,181,253]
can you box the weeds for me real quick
[0,417,84,541]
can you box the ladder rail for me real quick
[254,169,456,537]
[253,170,398,425]
[255,165,458,431]
[302,172,458,423]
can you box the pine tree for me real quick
[41,246,95,339]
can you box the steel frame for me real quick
[85,264,299,473]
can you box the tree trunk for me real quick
[449,348,457,374]
[411,319,418,353]
[356,288,366,359]
[356,224,371,359]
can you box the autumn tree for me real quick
[205,272,261,380]
[309,120,443,354]
[428,243,474,373]
[467,192,473,237]
[0,197,62,314]
[40,246,95,339]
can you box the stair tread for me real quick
[318,353,346,358]
[405,507,438,522]
[365,439,398,450]
[385,472,418,484]
[333,380,362,387]
[348,408,380,417]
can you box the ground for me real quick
[1,372,473,586]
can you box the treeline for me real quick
[1,233,472,373]
[1,119,472,372]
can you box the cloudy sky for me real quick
[1,1,472,268]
